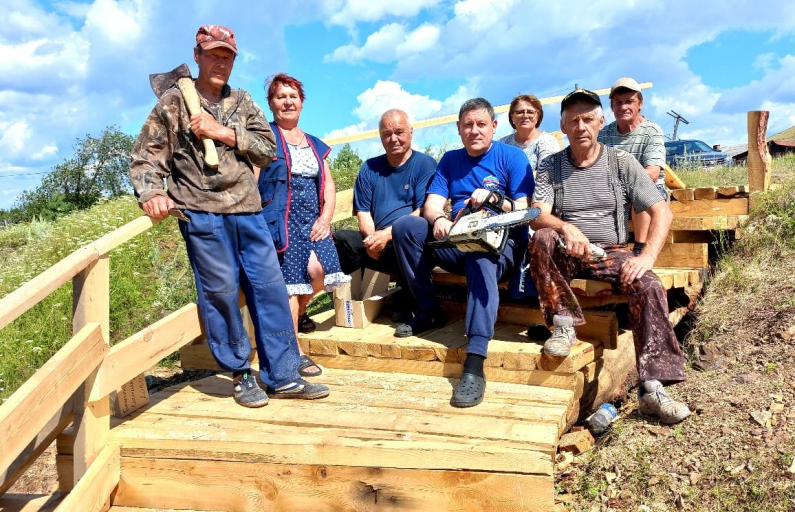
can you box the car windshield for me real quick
[665,140,714,155]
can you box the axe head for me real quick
[149,63,192,98]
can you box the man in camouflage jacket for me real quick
[130,24,328,407]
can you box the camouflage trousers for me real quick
[529,228,685,384]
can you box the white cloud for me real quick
[327,23,440,64]
[83,0,144,45]
[325,0,443,27]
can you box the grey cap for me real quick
[609,77,642,98]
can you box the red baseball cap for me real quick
[196,24,237,55]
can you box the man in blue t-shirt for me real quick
[335,109,437,322]
[392,97,534,408]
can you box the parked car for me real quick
[664,139,730,168]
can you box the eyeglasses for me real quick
[512,109,538,117]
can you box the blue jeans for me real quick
[392,215,525,358]
[179,210,299,389]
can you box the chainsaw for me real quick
[429,191,542,254]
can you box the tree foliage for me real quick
[329,143,363,191]
[4,126,134,223]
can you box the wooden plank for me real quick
[53,443,119,512]
[0,494,61,512]
[331,188,354,224]
[440,302,618,347]
[134,388,560,450]
[308,354,584,393]
[111,427,553,476]
[668,215,747,231]
[90,303,203,402]
[71,256,111,486]
[670,189,694,202]
[693,187,717,200]
[653,243,708,268]
[667,230,716,243]
[91,215,156,256]
[748,111,770,193]
[668,198,748,216]
[0,247,97,331]
[0,324,105,475]
[0,404,73,495]
[537,340,602,374]
[114,457,554,512]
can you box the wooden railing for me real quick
[0,215,206,511]
[0,111,774,512]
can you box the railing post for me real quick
[748,111,771,210]
[69,254,110,488]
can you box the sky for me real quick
[2,0,795,210]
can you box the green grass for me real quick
[0,196,195,402]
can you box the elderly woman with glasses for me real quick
[500,94,560,175]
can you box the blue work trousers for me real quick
[392,215,525,357]
[179,210,300,389]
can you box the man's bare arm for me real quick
[620,200,672,285]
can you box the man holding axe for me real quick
[130,24,329,407]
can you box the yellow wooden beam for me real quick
[322,82,653,146]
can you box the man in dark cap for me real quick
[527,88,690,424]
[130,25,329,408]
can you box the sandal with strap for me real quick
[297,313,316,334]
[298,354,322,377]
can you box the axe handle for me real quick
[177,78,219,169]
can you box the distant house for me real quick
[721,124,795,164]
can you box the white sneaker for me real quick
[639,380,691,424]
[543,315,576,357]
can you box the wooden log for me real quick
[71,256,111,486]
[0,404,73,495]
[693,187,717,200]
[668,198,748,216]
[668,215,747,231]
[0,324,105,477]
[90,303,203,402]
[653,243,708,268]
[53,443,119,512]
[747,111,770,194]
[114,457,555,512]
[716,185,747,198]
[558,430,595,455]
[566,331,637,431]
[670,189,694,202]
[92,215,156,256]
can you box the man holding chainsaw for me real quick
[392,97,534,408]
[528,88,690,424]
[129,25,329,408]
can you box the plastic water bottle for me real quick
[587,403,618,435]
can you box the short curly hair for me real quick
[508,94,544,129]
[266,73,306,103]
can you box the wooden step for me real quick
[182,309,610,384]
[94,368,567,511]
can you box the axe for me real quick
[149,64,219,168]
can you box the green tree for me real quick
[7,126,134,222]
[329,143,363,191]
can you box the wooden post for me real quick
[69,254,110,488]
[748,111,770,210]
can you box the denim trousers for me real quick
[179,210,300,389]
[392,215,524,358]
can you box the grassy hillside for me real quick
[0,196,195,402]
[562,155,795,512]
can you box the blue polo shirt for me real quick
[427,141,534,218]
[354,151,437,231]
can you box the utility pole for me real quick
[666,110,689,140]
